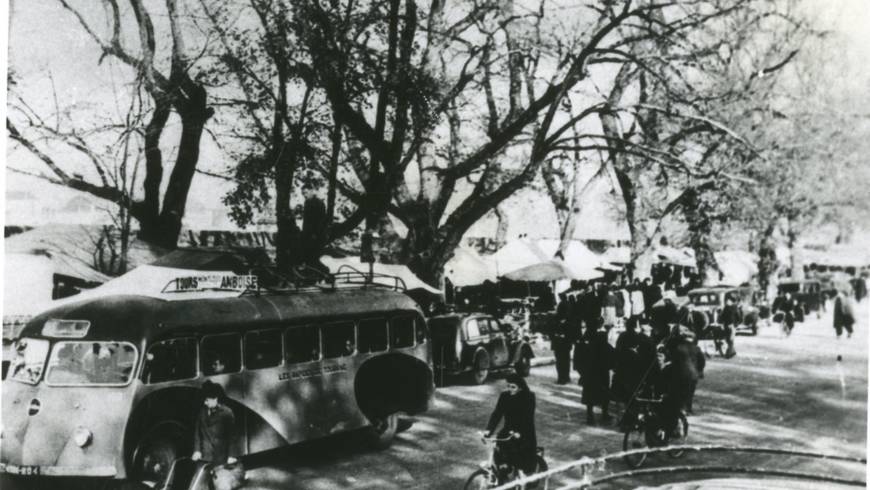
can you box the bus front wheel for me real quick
[130,422,186,486]
[368,413,399,449]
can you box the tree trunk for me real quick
[157,96,212,249]
[275,142,302,273]
[494,206,509,249]
[787,216,804,280]
[614,168,642,279]
[137,100,171,245]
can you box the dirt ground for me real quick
[239,301,868,489]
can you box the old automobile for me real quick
[429,313,533,385]
[687,286,763,335]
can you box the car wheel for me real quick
[470,351,490,385]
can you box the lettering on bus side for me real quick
[278,363,347,381]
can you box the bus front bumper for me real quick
[0,463,116,477]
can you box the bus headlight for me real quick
[73,427,93,448]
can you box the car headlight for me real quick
[73,427,92,448]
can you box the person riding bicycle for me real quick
[654,330,700,437]
[484,374,537,477]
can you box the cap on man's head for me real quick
[202,380,224,400]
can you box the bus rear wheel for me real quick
[368,413,399,449]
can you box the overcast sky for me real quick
[5,0,869,239]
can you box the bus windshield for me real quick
[8,338,50,384]
[45,341,138,386]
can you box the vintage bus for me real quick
[1,273,435,487]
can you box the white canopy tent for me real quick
[490,239,550,276]
[444,246,498,287]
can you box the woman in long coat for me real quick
[485,374,538,475]
[576,320,615,425]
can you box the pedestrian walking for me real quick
[833,290,856,339]
[551,295,573,384]
[719,295,739,358]
[576,319,614,425]
[663,328,705,415]
[612,319,655,404]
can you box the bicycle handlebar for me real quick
[479,431,519,442]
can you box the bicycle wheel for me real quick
[667,412,690,458]
[464,469,496,490]
[622,425,648,469]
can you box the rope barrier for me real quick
[487,445,866,490]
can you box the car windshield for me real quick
[8,338,50,384]
[45,341,137,385]
[690,293,721,306]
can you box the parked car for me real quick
[687,286,763,336]
[777,279,824,317]
[429,313,532,385]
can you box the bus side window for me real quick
[143,338,197,384]
[323,323,355,358]
[245,330,282,370]
[285,326,319,364]
[358,319,387,353]
[390,317,414,349]
[415,317,427,344]
[201,333,242,376]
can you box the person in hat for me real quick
[483,374,538,476]
[192,381,238,465]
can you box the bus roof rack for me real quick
[156,264,408,298]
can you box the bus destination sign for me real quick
[170,274,258,292]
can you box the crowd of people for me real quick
[548,279,705,427]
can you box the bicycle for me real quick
[621,395,689,469]
[464,432,547,489]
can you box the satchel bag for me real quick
[211,461,246,490]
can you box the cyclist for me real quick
[484,374,537,477]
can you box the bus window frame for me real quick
[200,332,243,376]
[143,336,199,384]
[389,315,416,349]
[44,340,139,388]
[244,328,285,371]
[321,321,357,359]
[356,317,388,354]
[284,324,323,365]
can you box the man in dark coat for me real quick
[576,319,614,425]
[833,291,856,338]
[773,292,797,335]
[612,319,655,404]
[719,295,740,358]
[551,295,573,384]
[649,297,679,343]
[193,381,237,465]
[642,278,663,316]
[663,328,705,415]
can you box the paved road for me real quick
[243,303,868,489]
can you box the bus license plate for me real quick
[12,465,40,476]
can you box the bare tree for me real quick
[7,0,213,250]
